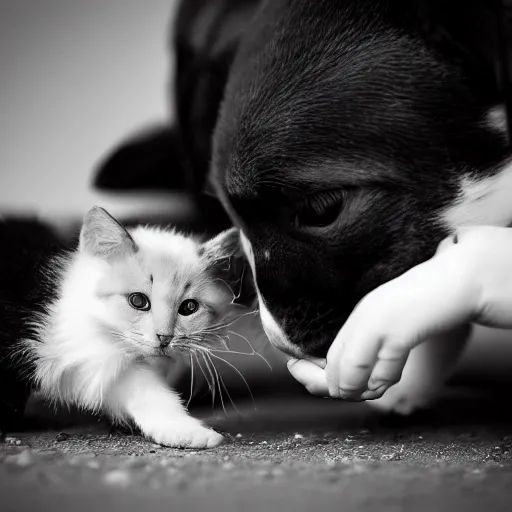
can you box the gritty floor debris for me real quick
[1,388,512,511]
[55,432,70,442]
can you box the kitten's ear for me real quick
[79,207,137,261]
[200,228,256,308]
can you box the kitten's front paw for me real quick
[144,419,224,449]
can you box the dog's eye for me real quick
[128,293,151,311]
[292,191,344,228]
[178,299,199,316]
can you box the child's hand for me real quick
[288,226,512,401]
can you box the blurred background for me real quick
[0,0,187,221]
[1,0,512,423]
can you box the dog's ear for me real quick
[93,124,189,191]
[200,228,256,308]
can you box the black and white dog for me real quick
[97,0,512,413]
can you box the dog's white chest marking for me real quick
[443,161,512,229]
[263,250,270,261]
[240,233,297,354]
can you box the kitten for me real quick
[1,207,252,448]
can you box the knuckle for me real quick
[346,359,372,371]
[380,339,407,356]
[394,336,411,352]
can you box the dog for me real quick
[96,0,512,413]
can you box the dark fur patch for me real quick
[0,218,67,433]
[212,0,511,356]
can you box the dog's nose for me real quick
[157,334,172,348]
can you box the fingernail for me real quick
[339,386,366,402]
[308,357,327,369]
[361,385,389,401]
[368,382,390,394]
[286,359,299,369]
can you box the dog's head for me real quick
[212,0,512,357]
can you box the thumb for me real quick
[308,357,327,369]
[287,359,329,396]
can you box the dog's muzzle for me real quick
[240,231,304,358]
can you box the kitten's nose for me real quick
[157,334,172,348]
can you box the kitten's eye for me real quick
[178,299,199,316]
[128,293,151,311]
[292,190,344,228]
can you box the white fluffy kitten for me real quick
[24,207,249,448]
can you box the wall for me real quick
[0,0,178,219]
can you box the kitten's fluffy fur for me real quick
[19,207,247,448]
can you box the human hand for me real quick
[288,226,512,401]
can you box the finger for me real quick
[287,359,329,396]
[366,348,408,395]
[357,354,408,401]
[335,358,375,400]
[332,333,383,400]
[360,388,388,401]
[308,357,327,369]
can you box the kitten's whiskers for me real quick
[192,351,215,405]
[224,330,272,370]
[206,352,245,416]
[201,351,227,415]
[207,351,256,410]
[186,352,195,409]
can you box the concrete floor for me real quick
[2,299,512,511]
[2,384,512,512]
